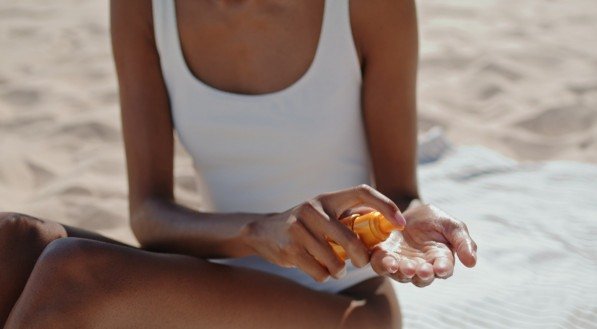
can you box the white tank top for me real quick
[152,0,378,292]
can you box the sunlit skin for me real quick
[1,0,477,328]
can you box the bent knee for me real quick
[0,212,66,251]
[342,278,401,329]
[5,238,108,329]
[33,238,131,297]
[36,238,110,279]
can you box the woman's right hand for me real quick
[242,184,406,282]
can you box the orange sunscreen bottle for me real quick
[329,211,401,260]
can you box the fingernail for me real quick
[394,211,406,228]
[335,266,347,279]
[383,257,399,274]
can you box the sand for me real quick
[1,0,596,243]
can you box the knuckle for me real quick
[297,201,316,217]
[445,219,464,233]
[284,244,302,258]
[313,272,329,283]
[345,237,367,254]
[452,219,466,230]
[315,193,329,203]
[328,261,344,275]
[288,220,303,235]
[356,184,373,194]
[314,192,328,202]
[279,246,292,258]
[348,251,369,267]
[303,200,318,213]
[459,221,468,230]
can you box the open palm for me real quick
[369,203,477,287]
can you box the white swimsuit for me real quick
[152,0,378,292]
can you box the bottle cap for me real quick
[375,212,399,234]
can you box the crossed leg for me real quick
[1,214,401,328]
[0,212,131,326]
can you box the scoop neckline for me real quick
[171,0,328,101]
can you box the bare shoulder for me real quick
[349,0,418,63]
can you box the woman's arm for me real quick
[111,1,263,258]
[353,0,477,286]
[352,0,420,210]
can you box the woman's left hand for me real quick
[368,202,478,287]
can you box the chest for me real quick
[175,0,325,95]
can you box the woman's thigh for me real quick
[6,238,401,329]
[0,213,130,326]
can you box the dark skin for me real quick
[1,0,477,328]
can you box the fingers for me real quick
[411,263,435,287]
[298,202,370,268]
[294,248,331,283]
[370,248,399,276]
[445,221,478,268]
[371,248,417,284]
[398,259,417,279]
[291,219,346,279]
[372,248,436,287]
[432,257,454,279]
[392,260,434,287]
[386,258,418,284]
[319,184,406,229]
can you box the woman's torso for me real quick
[152,0,377,292]
[175,0,328,96]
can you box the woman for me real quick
[1,0,477,328]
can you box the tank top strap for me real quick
[151,0,187,77]
[318,0,355,48]
[315,0,362,84]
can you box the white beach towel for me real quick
[400,131,597,329]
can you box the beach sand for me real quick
[1,0,596,243]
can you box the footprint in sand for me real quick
[26,161,56,188]
[53,121,121,143]
[477,61,523,82]
[9,26,37,38]
[568,79,597,96]
[1,87,41,107]
[66,201,127,231]
[516,105,595,137]
[476,82,504,101]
